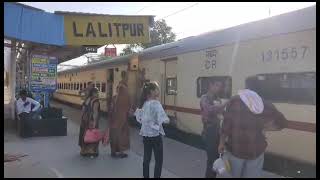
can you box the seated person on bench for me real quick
[16,90,41,136]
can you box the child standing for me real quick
[134,82,170,178]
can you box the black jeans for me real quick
[143,135,163,178]
[18,112,31,137]
[202,124,220,178]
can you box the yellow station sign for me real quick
[62,13,153,45]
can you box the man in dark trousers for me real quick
[200,80,230,178]
[16,89,41,137]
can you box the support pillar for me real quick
[10,40,16,121]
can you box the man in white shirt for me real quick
[16,89,41,137]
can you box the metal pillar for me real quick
[10,40,16,120]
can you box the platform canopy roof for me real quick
[4,2,97,63]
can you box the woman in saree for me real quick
[108,71,131,158]
[79,87,101,157]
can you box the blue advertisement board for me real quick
[30,54,57,108]
[30,54,58,92]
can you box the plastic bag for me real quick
[212,153,232,177]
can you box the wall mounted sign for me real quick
[61,13,153,45]
[82,45,99,53]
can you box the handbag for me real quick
[84,129,103,143]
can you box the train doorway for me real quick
[162,57,178,126]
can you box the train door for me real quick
[162,57,178,126]
[127,56,139,108]
[127,69,138,108]
[106,69,114,111]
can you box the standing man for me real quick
[200,80,230,178]
[218,89,287,178]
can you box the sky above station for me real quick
[18,2,316,70]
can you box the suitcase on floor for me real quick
[22,108,67,137]
[30,117,67,137]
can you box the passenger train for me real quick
[54,6,316,165]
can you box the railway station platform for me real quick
[4,98,285,178]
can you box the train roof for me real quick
[58,55,132,75]
[58,5,315,75]
[139,5,316,60]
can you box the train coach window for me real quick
[197,76,232,98]
[101,83,106,92]
[166,77,177,95]
[96,82,101,91]
[246,72,316,105]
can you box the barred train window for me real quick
[197,76,232,98]
[101,83,106,92]
[96,82,101,91]
[166,77,177,95]
[246,72,316,105]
